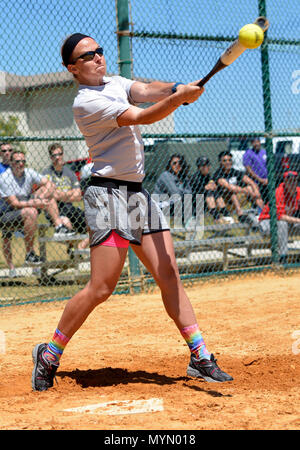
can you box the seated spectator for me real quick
[0,149,74,277]
[243,137,268,207]
[214,151,264,226]
[43,143,89,254]
[259,171,300,264]
[190,156,234,224]
[0,141,13,174]
[0,142,13,240]
[153,154,193,225]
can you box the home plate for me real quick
[63,398,164,415]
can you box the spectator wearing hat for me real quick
[190,156,233,224]
[259,171,300,263]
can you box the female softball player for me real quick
[32,33,233,391]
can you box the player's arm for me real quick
[130,80,203,104]
[117,84,204,127]
[130,81,174,103]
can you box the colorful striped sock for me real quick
[180,323,211,360]
[44,328,70,365]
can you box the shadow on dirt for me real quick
[58,367,233,397]
[59,366,186,387]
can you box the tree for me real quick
[0,115,22,137]
[0,115,25,151]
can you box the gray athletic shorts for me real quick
[84,178,169,248]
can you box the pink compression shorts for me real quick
[99,231,129,248]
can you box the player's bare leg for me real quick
[131,230,233,382]
[32,244,128,391]
[131,230,197,328]
[56,244,128,337]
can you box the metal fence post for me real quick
[258,0,279,264]
[116,0,132,79]
[116,0,142,292]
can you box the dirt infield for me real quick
[0,271,299,430]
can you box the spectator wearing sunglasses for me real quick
[0,142,13,174]
[0,149,74,276]
[213,151,264,226]
[153,154,193,224]
[0,143,14,255]
[154,154,192,197]
[43,143,89,255]
[31,33,233,392]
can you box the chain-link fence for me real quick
[0,0,299,305]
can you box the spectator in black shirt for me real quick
[190,156,233,223]
[214,151,264,224]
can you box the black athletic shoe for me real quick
[238,214,248,224]
[53,224,76,239]
[25,251,44,265]
[187,353,233,382]
[32,343,58,391]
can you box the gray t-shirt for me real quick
[73,76,145,182]
[0,167,43,201]
[42,165,80,206]
[43,165,79,190]
[153,171,192,197]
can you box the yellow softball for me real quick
[238,23,264,49]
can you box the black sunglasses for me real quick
[71,47,103,64]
